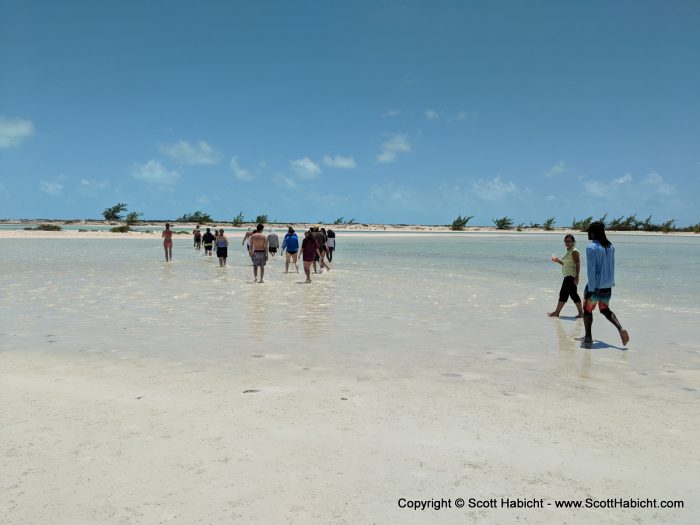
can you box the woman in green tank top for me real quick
[547,234,584,318]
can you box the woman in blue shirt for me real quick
[281,226,300,274]
[581,221,629,347]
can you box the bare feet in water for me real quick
[547,312,559,317]
[620,330,630,346]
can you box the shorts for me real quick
[584,288,612,312]
[287,250,298,255]
[204,243,213,251]
[269,247,277,254]
[252,251,266,267]
[216,247,228,258]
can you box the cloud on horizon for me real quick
[230,156,260,181]
[377,134,411,163]
[291,157,322,179]
[471,175,518,201]
[40,180,63,195]
[131,160,181,185]
[0,116,34,148]
[159,140,219,165]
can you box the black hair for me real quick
[256,223,264,232]
[564,234,576,243]
[588,221,612,248]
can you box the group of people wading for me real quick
[163,223,336,284]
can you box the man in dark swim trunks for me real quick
[202,227,215,256]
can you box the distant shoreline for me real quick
[0,219,697,239]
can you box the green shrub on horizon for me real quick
[543,217,556,231]
[254,214,268,224]
[110,225,130,233]
[103,203,128,221]
[232,211,245,226]
[177,211,212,224]
[35,224,62,231]
[493,216,513,230]
[450,214,474,231]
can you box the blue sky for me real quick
[1,0,699,225]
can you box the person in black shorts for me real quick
[202,227,215,256]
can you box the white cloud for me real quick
[131,160,181,185]
[322,155,356,169]
[456,111,467,121]
[291,157,322,179]
[583,173,632,197]
[377,134,411,163]
[382,109,401,118]
[274,173,297,188]
[77,179,109,196]
[159,140,219,165]
[644,173,675,195]
[425,109,440,121]
[472,175,517,201]
[40,181,63,195]
[544,161,568,178]
[0,116,34,148]
[230,156,258,181]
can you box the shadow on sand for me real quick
[577,339,628,351]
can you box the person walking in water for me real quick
[281,226,299,273]
[162,223,173,262]
[193,225,202,250]
[326,228,336,262]
[580,221,630,347]
[267,228,279,257]
[242,227,254,252]
[548,234,584,318]
[216,228,229,267]
[248,223,268,283]
[301,230,322,283]
[202,227,215,256]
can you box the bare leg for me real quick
[293,254,299,273]
[575,301,584,318]
[582,309,593,343]
[601,308,629,345]
[547,301,565,317]
[259,267,265,283]
[304,261,312,283]
[285,253,290,273]
[253,266,258,282]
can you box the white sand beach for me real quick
[1,233,699,524]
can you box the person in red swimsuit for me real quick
[162,223,173,262]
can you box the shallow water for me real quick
[1,234,699,388]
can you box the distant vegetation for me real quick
[254,214,268,224]
[493,216,514,230]
[570,214,695,233]
[25,224,62,231]
[543,217,556,231]
[232,211,245,226]
[333,217,356,225]
[103,203,128,221]
[177,211,212,224]
[450,214,474,231]
[102,202,142,232]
